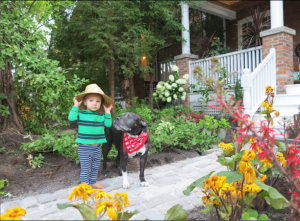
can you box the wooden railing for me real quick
[241,48,276,118]
[189,46,263,90]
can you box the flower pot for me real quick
[218,128,227,139]
[202,128,212,136]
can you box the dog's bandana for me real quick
[123,131,148,154]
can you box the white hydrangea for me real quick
[164,91,170,97]
[165,83,172,90]
[173,94,178,99]
[156,84,162,90]
[153,92,157,97]
[182,91,186,96]
[176,79,187,85]
[182,74,189,81]
[159,94,163,98]
[181,96,186,100]
[158,81,165,85]
[166,97,172,102]
[178,87,184,92]
[162,97,166,101]
[169,75,175,82]
[171,83,177,88]
[172,65,179,72]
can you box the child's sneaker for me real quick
[90,183,104,189]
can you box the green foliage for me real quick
[31,153,44,168]
[164,204,187,220]
[218,118,231,129]
[149,115,219,154]
[58,203,97,220]
[0,93,10,117]
[21,131,79,164]
[198,115,219,132]
[49,1,183,96]
[207,37,231,57]
[0,146,6,153]
[1,1,86,134]
[0,179,9,195]
[234,79,243,104]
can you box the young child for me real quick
[68,84,114,189]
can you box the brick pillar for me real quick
[260,26,296,94]
[174,54,198,104]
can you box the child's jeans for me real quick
[78,144,101,185]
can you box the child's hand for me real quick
[73,97,82,107]
[104,104,113,113]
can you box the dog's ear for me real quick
[139,119,148,128]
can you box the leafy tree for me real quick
[0,0,86,134]
[49,1,184,109]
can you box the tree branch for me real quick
[28,0,36,12]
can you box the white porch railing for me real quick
[241,48,276,119]
[189,46,263,90]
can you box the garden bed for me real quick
[0,129,293,220]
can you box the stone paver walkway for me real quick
[1,145,227,220]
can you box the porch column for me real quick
[175,2,198,105]
[260,0,296,94]
[180,2,190,54]
[270,1,283,29]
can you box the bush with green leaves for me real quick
[218,118,231,130]
[21,131,79,164]
[149,115,219,154]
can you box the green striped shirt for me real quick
[68,106,112,144]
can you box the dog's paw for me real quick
[141,181,149,187]
[123,180,131,189]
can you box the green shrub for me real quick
[149,115,219,154]
[21,131,79,164]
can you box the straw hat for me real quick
[76,84,114,114]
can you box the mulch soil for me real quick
[0,127,294,220]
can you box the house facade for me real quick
[169,0,300,128]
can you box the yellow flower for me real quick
[92,190,112,202]
[213,199,222,206]
[95,201,117,220]
[113,192,130,211]
[0,207,26,220]
[275,111,280,117]
[260,157,272,168]
[244,166,257,183]
[276,152,286,167]
[208,175,226,190]
[258,174,267,182]
[239,157,251,173]
[266,105,273,111]
[68,183,93,202]
[261,101,269,107]
[201,191,211,204]
[222,143,233,151]
[218,142,225,148]
[243,150,256,160]
[244,183,261,193]
[219,183,235,203]
[265,86,275,92]
[249,137,256,143]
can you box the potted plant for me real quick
[217,118,231,139]
[198,115,218,136]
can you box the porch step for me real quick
[286,84,300,95]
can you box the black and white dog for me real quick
[102,112,150,189]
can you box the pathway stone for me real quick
[1,145,228,220]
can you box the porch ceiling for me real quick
[209,0,267,12]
